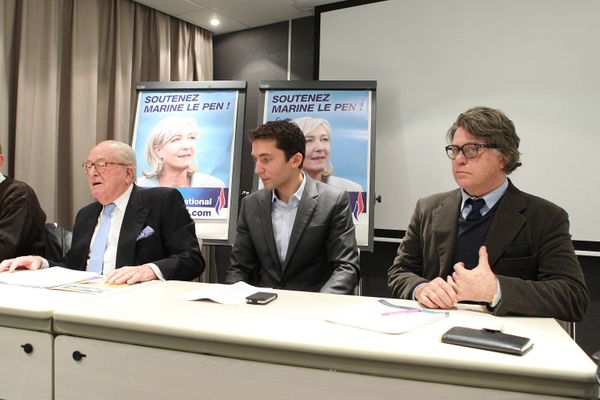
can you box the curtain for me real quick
[1,0,213,227]
[0,0,16,167]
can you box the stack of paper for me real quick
[326,299,448,334]
[52,277,128,294]
[0,267,101,288]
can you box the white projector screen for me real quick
[319,0,600,242]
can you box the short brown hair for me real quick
[247,120,305,168]
[447,106,522,174]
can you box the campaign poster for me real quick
[132,86,242,242]
[262,88,373,248]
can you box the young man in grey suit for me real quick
[226,120,360,294]
[0,140,204,284]
[388,107,588,322]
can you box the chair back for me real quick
[44,222,72,262]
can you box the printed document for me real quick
[0,267,100,288]
[326,299,448,334]
[179,281,263,305]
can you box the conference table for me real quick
[0,284,92,399]
[48,281,598,399]
[0,280,158,400]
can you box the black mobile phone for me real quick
[246,291,277,305]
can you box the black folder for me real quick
[441,326,533,356]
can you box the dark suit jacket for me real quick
[0,177,47,260]
[226,175,360,294]
[52,185,204,281]
[388,181,589,321]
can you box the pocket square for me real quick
[136,226,155,241]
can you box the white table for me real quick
[0,285,92,400]
[52,281,599,399]
[0,281,154,400]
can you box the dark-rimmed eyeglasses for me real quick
[445,143,499,160]
[82,159,129,173]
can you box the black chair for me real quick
[44,223,72,262]
[593,351,600,384]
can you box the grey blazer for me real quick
[226,174,360,294]
[388,181,589,321]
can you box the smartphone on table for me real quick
[246,291,277,305]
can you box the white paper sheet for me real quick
[0,267,101,288]
[326,299,449,334]
[178,281,266,305]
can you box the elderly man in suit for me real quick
[225,120,359,294]
[388,106,588,322]
[0,140,204,284]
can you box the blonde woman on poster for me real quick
[138,116,225,188]
[293,116,363,192]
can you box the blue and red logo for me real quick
[215,187,226,215]
[352,191,364,221]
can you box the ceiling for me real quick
[134,0,345,35]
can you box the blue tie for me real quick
[465,198,486,221]
[87,203,116,274]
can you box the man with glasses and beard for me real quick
[388,107,588,322]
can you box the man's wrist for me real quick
[146,263,164,281]
[412,281,428,300]
[489,278,501,307]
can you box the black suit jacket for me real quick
[0,177,47,260]
[52,185,204,281]
[388,181,589,322]
[226,175,360,294]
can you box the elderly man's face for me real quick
[451,127,506,197]
[86,143,133,205]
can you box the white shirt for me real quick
[271,173,306,263]
[0,171,5,184]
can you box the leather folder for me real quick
[441,326,533,356]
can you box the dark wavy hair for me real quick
[447,106,522,174]
[247,120,305,168]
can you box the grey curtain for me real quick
[0,0,213,227]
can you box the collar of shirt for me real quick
[460,178,509,218]
[271,171,306,206]
[113,183,134,213]
[0,171,5,184]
